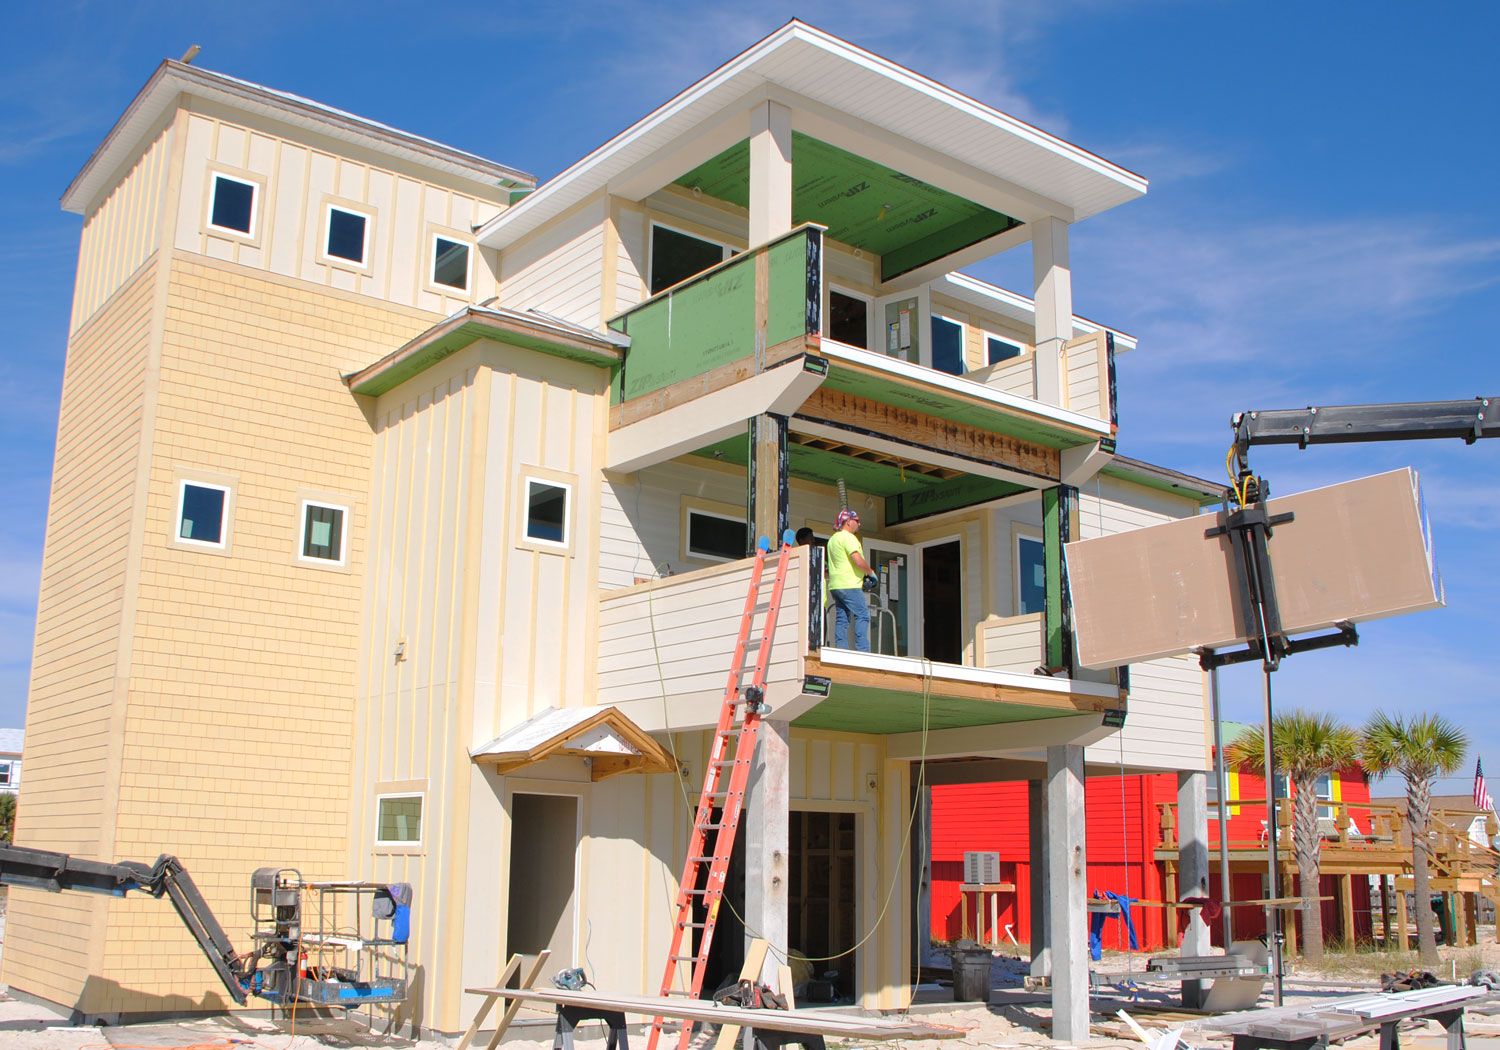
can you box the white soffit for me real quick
[63,61,533,215]
[937,273,1139,352]
[478,20,1147,250]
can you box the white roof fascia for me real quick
[815,647,1119,700]
[937,272,1138,351]
[477,20,1146,250]
[63,61,533,215]
[820,340,1114,439]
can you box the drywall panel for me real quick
[1068,468,1442,669]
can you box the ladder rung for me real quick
[678,921,708,929]
[663,989,697,997]
[686,856,713,863]
[668,954,701,963]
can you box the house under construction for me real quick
[10,22,1230,1039]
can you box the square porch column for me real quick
[1031,216,1071,406]
[1028,778,1050,977]
[1047,744,1088,1042]
[747,414,790,547]
[1177,770,1211,1007]
[749,101,793,246]
[745,719,790,985]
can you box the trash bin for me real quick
[950,948,993,1002]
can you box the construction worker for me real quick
[827,509,874,652]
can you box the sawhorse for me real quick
[555,1004,630,1050]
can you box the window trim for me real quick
[519,473,573,552]
[683,505,749,565]
[983,331,1029,366]
[647,220,733,296]
[374,792,425,848]
[826,285,873,350]
[297,498,351,568]
[1012,524,1046,616]
[206,171,261,240]
[174,478,233,551]
[0,761,12,786]
[428,231,473,294]
[320,202,373,270]
[929,312,968,377]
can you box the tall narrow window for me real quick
[930,315,965,376]
[300,501,348,565]
[829,291,869,348]
[524,478,570,546]
[1016,534,1046,614]
[177,481,229,548]
[325,206,369,265]
[209,174,256,235]
[649,224,729,295]
[432,236,470,291]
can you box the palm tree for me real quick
[1228,710,1359,963]
[1361,711,1468,965]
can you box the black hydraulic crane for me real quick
[0,842,411,1009]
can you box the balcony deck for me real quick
[595,549,1121,737]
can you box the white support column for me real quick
[748,101,793,247]
[1028,778,1050,978]
[1031,216,1072,406]
[1177,770,1211,1008]
[1046,744,1088,1042]
[745,719,790,985]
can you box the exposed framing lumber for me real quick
[608,335,817,429]
[795,386,1060,480]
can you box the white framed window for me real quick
[985,333,1025,365]
[686,508,748,563]
[648,222,732,296]
[431,234,472,292]
[0,761,12,786]
[208,173,259,237]
[1014,527,1046,615]
[298,500,349,566]
[523,476,571,548]
[375,793,423,845]
[176,480,231,549]
[930,314,967,377]
[322,204,371,267]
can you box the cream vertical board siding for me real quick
[497,197,608,329]
[3,262,157,1006]
[596,553,808,731]
[70,123,175,331]
[355,340,608,1033]
[1078,476,1211,771]
[27,255,436,1021]
[174,108,502,315]
[977,613,1046,673]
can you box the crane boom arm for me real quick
[0,843,251,1004]
[1233,396,1498,462]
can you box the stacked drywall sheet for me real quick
[1067,468,1443,669]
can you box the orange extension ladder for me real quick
[647,534,795,1050]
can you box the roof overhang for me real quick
[477,20,1146,251]
[63,60,534,215]
[1100,455,1224,505]
[344,305,627,398]
[471,706,677,781]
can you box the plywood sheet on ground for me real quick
[1067,468,1442,668]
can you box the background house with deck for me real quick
[10,21,1228,1039]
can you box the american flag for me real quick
[1476,759,1495,814]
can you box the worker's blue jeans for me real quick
[830,588,870,652]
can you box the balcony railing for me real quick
[974,612,1045,675]
[962,330,1116,427]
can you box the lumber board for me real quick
[463,986,961,1040]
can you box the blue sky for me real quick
[1,2,1495,798]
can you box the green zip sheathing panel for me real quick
[350,320,616,397]
[676,133,1022,282]
[1043,487,1064,666]
[610,229,816,405]
[819,363,1093,451]
[690,436,1026,517]
[792,686,1075,734]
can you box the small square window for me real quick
[209,175,256,235]
[178,482,229,548]
[987,336,1023,365]
[524,478,570,546]
[687,510,748,563]
[325,207,369,265]
[376,794,423,844]
[300,501,347,565]
[432,236,470,291]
